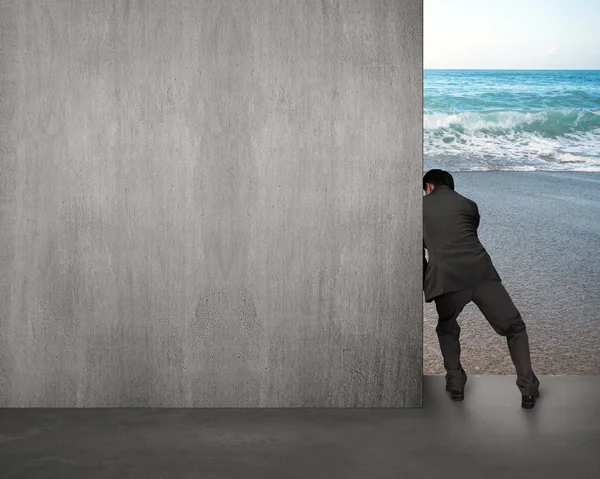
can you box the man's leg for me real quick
[471,280,540,396]
[434,288,472,390]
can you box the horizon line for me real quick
[423,68,600,71]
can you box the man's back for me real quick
[423,185,500,302]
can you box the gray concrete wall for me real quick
[0,0,423,407]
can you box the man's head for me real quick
[423,169,454,195]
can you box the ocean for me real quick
[424,70,600,172]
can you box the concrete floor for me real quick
[1,376,599,479]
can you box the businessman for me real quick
[423,169,540,409]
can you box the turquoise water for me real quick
[424,70,600,172]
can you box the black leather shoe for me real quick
[446,383,464,401]
[521,390,540,409]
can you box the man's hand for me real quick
[423,247,428,283]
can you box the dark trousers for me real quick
[434,280,540,396]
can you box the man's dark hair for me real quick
[423,169,454,190]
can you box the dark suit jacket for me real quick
[423,185,500,303]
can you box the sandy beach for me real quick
[424,171,600,375]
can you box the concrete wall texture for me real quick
[0,0,423,407]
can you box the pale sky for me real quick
[424,0,600,69]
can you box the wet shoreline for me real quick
[424,171,600,375]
